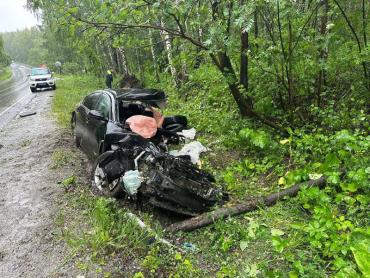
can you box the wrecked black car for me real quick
[71,88,224,215]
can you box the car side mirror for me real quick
[88,110,108,122]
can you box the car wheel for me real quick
[91,151,129,198]
[52,85,56,90]
[30,88,36,93]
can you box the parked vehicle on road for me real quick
[71,88,225,215]
[29,67,56,92]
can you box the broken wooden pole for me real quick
[167,176,327,233]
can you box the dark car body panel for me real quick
[73,89,170,159]
[116,88,166,107]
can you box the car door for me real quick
[86,93,112,158]
[78,92,101,155]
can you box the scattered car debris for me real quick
[126,212,175,248]
[72,88,226,216]
[19,111,37,118]
[182,242,197,252]
[169,141,208,164]
[177,128,196,140]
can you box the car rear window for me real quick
[83,93,101,110]
[31,68,50,75]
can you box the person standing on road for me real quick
[105,69,113,89]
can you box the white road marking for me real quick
[0,92,32,117]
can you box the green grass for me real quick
[52,75,103,127]
[51,73,365,277]
[51,149,77,169]
[0,67,12,81]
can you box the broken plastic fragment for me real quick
[169,141,208,164]
[177,128,196,140]
[19,111,37,118]
[183,242,197,252]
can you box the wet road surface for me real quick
[0,74,78,276]
[0,64,36,130]
[0,64,31,114]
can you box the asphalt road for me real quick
[0,64,36,130]
[0,66,79,276]
[0,64,31,111]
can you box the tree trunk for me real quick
[240,30,249,91]
[333,0,369,90]
[167,176,327,233]
[107,44,118,73]
[160,19,179,87]
[214,51,253,117]
[148,28,160,83]
[115,48,123,74]
[315,0,329,107]
[210,52,287,133]
[118,47,129,75]
[134,48,144,83]
[287,16,295,111]
[254,9,259,39]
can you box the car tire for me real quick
[163,115,188,128]
[30,88,36,93]
[91,151,133,198]
[52,85,56,90]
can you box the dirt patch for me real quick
[0,91,79,277]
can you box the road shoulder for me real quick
[0,90,79,277]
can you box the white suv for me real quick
[29,67,56,92]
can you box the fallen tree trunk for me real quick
[167,176,327,233]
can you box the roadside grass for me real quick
[51,149,77,169]
[51,75,209,276]
[50,73,302,276]
[54,180,203,277]
[52,75,103,127]
[0,67,12,81]
[50,73,367,277]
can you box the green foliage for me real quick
[239,128,277,150]
[61,175,76,187]
[0,67,12,81]
[65,196,151,258]
[267,129,370,276]
[31,0,369,275]
[51,149,76,169]
[0,35,10,67]
[52,75,102,127]
[349,229,370,276]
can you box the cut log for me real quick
[167,176,327,233]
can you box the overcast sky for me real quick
[0,0,39,33]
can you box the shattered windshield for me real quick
[31,68,50,76]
